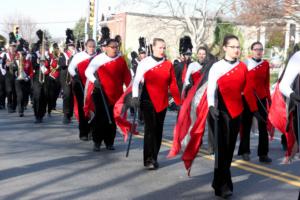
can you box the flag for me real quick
[114,85,139,142]
[168,75,208,174]
[268,83,297,157]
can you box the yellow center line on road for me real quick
[234,159,300,182]
[52,110,300,187]
[136,134,300,187]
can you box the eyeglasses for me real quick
[226,46,240,50]
[253,48,264,51]
[107,46,118,49]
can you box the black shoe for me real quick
[19,113,24,117]
[80,136,88,141]
[152,161,159,169]
[0,105,4,109]
[221,190,233,199]
[106,145,115,150]
[215,185,233,199]
[259,155,272,163]
[93,143,101,152]
[145,159,159,170]
[242,153,250,161]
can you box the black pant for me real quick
[5,73,17,111]
[91,88,116,146]
[72,79,90,138]
[238,98,269,156]
[141,99,167,165]
[0,72,6,107]
[212,94,240,195]
[212,112,240,195]
[15,79,31,114]
[32,75,47,119]
[207,113,215,155]
[60,69,73,118]
[47,77,60,114]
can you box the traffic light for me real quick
[89,0,95,27]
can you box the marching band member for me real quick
[31,30,50,123]
[132,38,181,169]
[207,35,259,198]
[59,29,76,124]
[0,45,6,109]
[85,35,131,151]
[68,39,97,141]
[15,38,33,117]
[2,33,18,113]
[238,41,272,163]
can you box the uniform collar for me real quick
[252,57,262,63]
[224,57,237,64]
[151,55,164,62]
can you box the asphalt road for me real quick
[0,101,299,200]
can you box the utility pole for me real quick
[86,0,97,41]
[93,0,99,41]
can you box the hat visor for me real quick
[183,52,192,56]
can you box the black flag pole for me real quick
[95,73,112,124]
[252,90,268,124]
[253,91,268,114]
[126,109,137,157]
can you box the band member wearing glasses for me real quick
[132,38,181,170]
[238,41,272,163]
[85,38,131,151]
[207,35,259,198]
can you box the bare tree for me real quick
[232,0,284,26]
[116,0,234,50]
[283,0,300,21]
[1,14,37,44]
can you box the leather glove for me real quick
[290,92,300,103]
[253,111,265,123]
[94,79,102,89]
[209,106,219,120]
[183,84,192,98]
[131,97,140,110]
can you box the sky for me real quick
[0,0,122,38]
[0,0,226,41]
